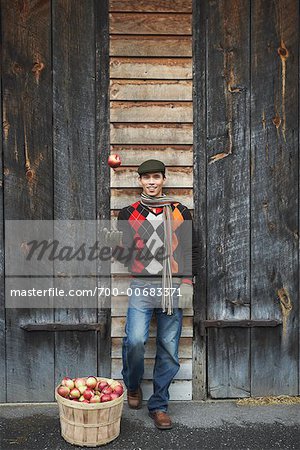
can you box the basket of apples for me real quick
[55,376,126,447]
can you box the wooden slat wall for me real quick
[109,0,193,400]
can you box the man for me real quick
[112,159,199,430]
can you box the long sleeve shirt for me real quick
[113,200,200,284]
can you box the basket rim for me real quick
[55,376,126,410]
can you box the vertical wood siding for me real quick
[250,0,299,396]
[0,1,5,402]
[52,0,98,390]
[109,0,194,400]
[206,0,251,399]
[2,0,54,401]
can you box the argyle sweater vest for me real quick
[115,200,199,283]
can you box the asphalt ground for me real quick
[0,400,299,450]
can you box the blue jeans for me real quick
[121,278,183,413]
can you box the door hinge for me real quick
[199,319,282,337]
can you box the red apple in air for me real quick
[86,376,97,389]
[83,388,94,401]
[57,385,70,398]
[108,154,121,169]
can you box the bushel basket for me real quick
[55,377,126,447]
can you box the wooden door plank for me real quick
[110,123,193,144]
[205,0,251,399]
[115,379,192,400]
[109,0,192,13]
[112,316,193,337]
[96,0,111,377]
[110,80,192,101]
[110,296,193,316]
[110,166,193,187]
[2,0,54,401]
[111,188,194,209]
[110,35,192,57]
[192,0,207,401]
[110,145,193,165]
[53,0,98,386]
[110,57,192,79]
[112,337,193,358]
[0,0,4,400]
[112,358,192,379]
[110,101,193,123]
[250,0,299,396]
[110,13,192,35]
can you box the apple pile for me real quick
[57,376,124,403]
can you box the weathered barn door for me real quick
[109,0,194,400]
[1,0,110,402]
[194,0,299,399]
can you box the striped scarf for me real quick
[140,192,177,315]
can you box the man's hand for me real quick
[100,227,123,247]
[178,282,193,309]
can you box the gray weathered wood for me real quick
[2,0,54,401]
[116,379,192,400]
[112,358,192,379]
[112,337,193,358]
[250,0,299,396]
[205,0,251,399]
[96,0,112,378]
[192,0,207,401]
[0,0,5,401]
[53,0,98,388]
[112,316,193,337]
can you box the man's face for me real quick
[138,172,166,197]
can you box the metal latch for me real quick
[20,322,107,338]
[199,319,282,337]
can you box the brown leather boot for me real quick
[127,386,143,409]
[148,410,173,429]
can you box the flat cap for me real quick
[137,159,166,176]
